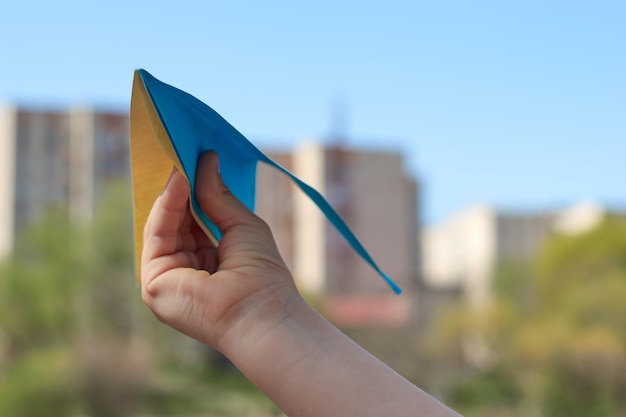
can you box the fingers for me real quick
[141,167,190,278]
[195,151,268,234]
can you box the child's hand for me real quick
[141,151,302,352]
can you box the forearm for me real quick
[221,296,460,417]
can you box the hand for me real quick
[140,151,303,352]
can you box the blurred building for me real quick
[421,202,607,303]
[257,141,421,298]
[0,105,129,257]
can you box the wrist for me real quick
[216,281,309,358]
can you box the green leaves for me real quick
[426,217,626,416]
[0,184,145,417]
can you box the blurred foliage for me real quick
[447,367,522,409]
[0,182,278,417]
[424,217,626,417]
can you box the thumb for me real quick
[195,151,263,234]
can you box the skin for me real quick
[141,151,461,417]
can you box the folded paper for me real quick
[130,69,402,294]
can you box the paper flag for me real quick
[130,69,402,294]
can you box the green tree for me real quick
[0,210,84,416]
[425,217,626,417]
[517,217,626,417]
[0,183,154,417]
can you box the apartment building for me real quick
[256,141,421,298]
[0,105,129,257]
[421,202,606,303]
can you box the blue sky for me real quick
[1,0,624,224]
